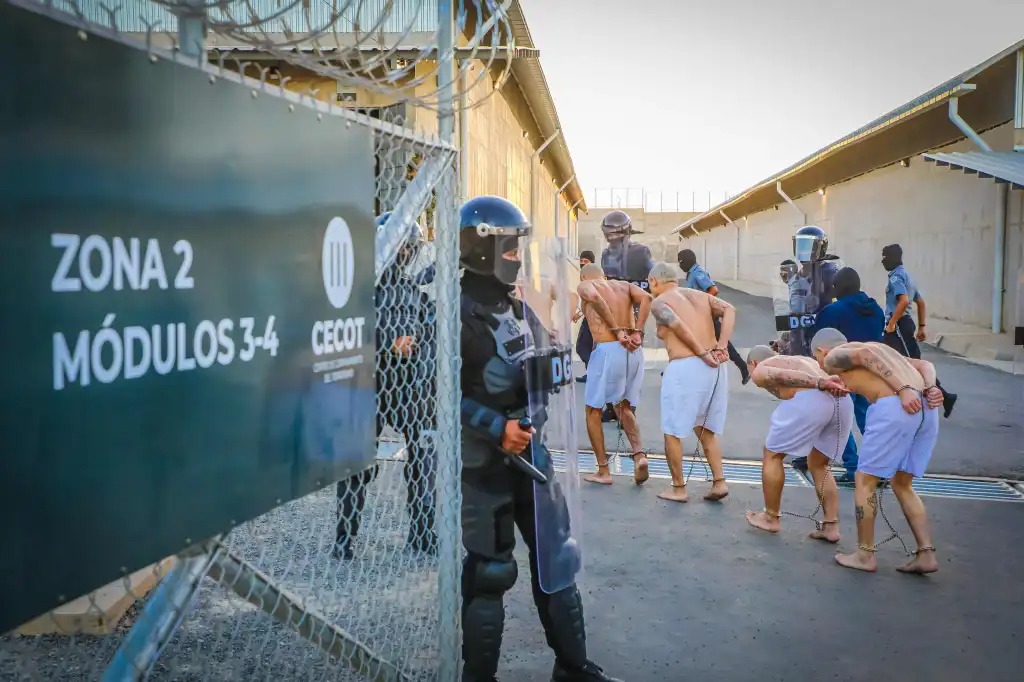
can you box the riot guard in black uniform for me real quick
[458,196,620,682]
[776,225,841,356]
[335,213,436,560]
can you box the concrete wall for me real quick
[681,122,1024,332]
[577,209,700,264]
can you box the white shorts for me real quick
[584,341,644,409]
[765,390,854,460]
[660,357,728,438]
[859,396,939,478]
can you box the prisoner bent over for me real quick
[577,263,652,485]
[813,329,943,575]
[647,262,734,503]
[743,345,854,542]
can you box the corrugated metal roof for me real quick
[923,151,1024,190]
[672,38,1024,235]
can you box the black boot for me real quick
[791,456,808,472]
[943,392,957,418]
[551,660,623,682]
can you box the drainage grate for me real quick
[807,468,1024,503]
[552,452,809,487]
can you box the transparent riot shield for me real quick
[770,258,843,356]
[516,234,583,595]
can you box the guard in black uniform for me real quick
[458,196,620,682]
[779,225,840,357]
[335,214,436,560]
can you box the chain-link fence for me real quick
[0,0,517,679]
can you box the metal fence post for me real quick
[435,2,462,681]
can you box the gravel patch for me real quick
[2,462,447,681]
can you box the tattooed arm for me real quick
[651,299,704,356]
[908,358,937,388]
[708,294,736,349]
[751,364,825,393]
[824,344,914,394]
[629,282,654,330]
[577,281,620,331]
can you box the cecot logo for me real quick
[322,217,355,309]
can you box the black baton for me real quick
[502,417,548,484]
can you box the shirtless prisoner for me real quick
[647,262,734,503]
[577,263,652,485]
[743,345,854,542]
[812,328,943,574]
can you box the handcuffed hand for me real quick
[627,331,643,351]
[500,419,534,455]
[710,347,729,364]
[615,329,632,350]
[392,335,417,357]
[898,387,923,414]
[924,386,943,409]
[818,375,850,397]
[700,349,721,369]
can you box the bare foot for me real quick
[583,466,613,486]
[834,550,877,572]
[896,549,938,575]
[632,453,649,486]
[657,485,688,503]
[809,521,840,544]
[745,510,780,533]
[704,480,729,502]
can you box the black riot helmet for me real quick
[376,212,424,268]
[459,196,531,284]
[600,210,642,242]
[792,225,828,263]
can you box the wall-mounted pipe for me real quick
[1015,49,1024,151]
[554,174,575,240]
[776,181,806,224]
[529,129,562,226]
[720,210,739,281]
[947,85,1004,332]
[947,87,993,153]
[568,198,584,259]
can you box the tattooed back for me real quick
[651,288,718,361]
[823,341,924,402]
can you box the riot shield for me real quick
[517,234,584,595]
[770,258,843,356]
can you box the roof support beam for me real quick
[775,182,806,224]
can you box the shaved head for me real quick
[648,261,678,285]
[747,345,777,365]
[581,263,604,280]
[811,328,848,354]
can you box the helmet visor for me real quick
[793,235,820,263]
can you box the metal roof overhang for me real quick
[673,39,1024,236]
[922,151,1024,190]
[492,2,586,214]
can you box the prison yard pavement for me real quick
[571,285,1024,483]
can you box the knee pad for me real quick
[467,557,518,595]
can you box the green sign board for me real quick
[0,4,378,632]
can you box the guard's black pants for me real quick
[714,317,749,381]
[576,318,593,368]
[336,367,437,553]
[460,435,588,681]
[882,315,952,401]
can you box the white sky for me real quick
[520,0,1024,210]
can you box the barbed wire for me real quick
[141,0,523,111]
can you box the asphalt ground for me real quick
[500,478,1024,681]
[573,286,1024,480]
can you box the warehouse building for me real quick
[674,41,1024,358]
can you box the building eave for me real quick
[672,37,1024,236]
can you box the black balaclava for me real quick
[677,249,697,273]
[832,267,861,299]
[881,244,903,273]
[580,250,596,264]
